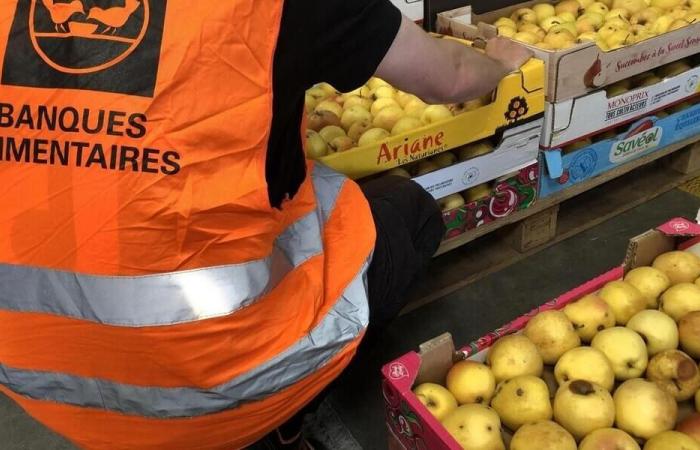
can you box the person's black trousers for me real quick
[250,176,445,449]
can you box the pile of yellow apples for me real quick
[414,249,700,449]
[494,0,700,51]
[304,79,490,158]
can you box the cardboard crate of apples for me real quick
[541,56,700,150]
[302,51,544,180]
[437,0,700,102]
[383,217,700,450]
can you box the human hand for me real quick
[485,37,534,73]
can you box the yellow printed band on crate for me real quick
[316,58,545,180]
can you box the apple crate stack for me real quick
[383,218,700,450]
[438,0,700,201]
[302,39,546,244]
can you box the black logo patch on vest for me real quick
[2,0,166,97]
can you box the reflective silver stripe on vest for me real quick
[0,163,345,327]
[0,260,370,418]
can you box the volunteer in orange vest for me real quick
[0,0,531,448]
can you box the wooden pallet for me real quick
[403,136,700,315]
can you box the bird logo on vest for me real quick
[29,0,149,74]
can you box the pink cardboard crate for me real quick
[382,217,700,450]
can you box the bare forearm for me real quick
[375,16,528,105]
[435,39,510,104]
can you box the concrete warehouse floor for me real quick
[3,188,700,450]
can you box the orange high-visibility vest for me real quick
[0,1,375,449]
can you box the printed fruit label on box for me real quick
[609,122,663,164]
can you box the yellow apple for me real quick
[626,310,678,356]
[579,428,641,450]
[446,361,496,405]
[534,3,557,22]
[513,31,541,44]
[307,110,341,132]
[559,11,579,22]
[607,7,632,20]
[691,0,700,12]
[305,130,328,158]
[305,94,318,114]
[385,167,411,179]
[491,375,553,430]
[579,30,600,40]
[439,194,465,212]
[357,128,390,147]
[372,85,397,101]
[544,26,577,48]
[579,0,596,6]
[342,95,373,112]
[553,380,615,440]
[564,294,616,342]
[403,100,427,120]
[306,86,330,102]
[541,15,566,31]
[646,349,700,401]
[328,136,354,153]
[314,100,343,118]
[614,378,677,440]
[430,151,457,169]
[679,311,700,358]
[370,97,400,116]
[644,431,700,450]
[367,77,390,90]
[347,119,372,142]
[512,8,539,23]
[651,0,684,8]
[555,346,615,391]
[613,0,648,13]
[669,6,691,19]
[630,6,663,25]
[578,12,606,31]
[660,282,700,321]
[413,383,458,421]
[524,310,581,364]
[464,184,492,203]
[458,141,494,161]
[318,125,346,144]
[624,266,671,307]
[373,106,405,131]
[651,14,675,33]
[441,404,505,450]
[510,421,577,450]
[391,117,423,136]
[591,327,648,379]
[498,25,517,37]
[519,22,548,39]
[487,334,543,383]
[558,0,584,16]
[421,105,453,125]
[599,280,646,324]
[657,60,692,78]
[495,17,519,29]
[340,105,372,131]
[587,1,612,15]
[415,160,439,176]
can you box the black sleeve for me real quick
[278,0,402,93]
[266,0,402,208]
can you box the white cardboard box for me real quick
[542,66,700,149]
[390,0,424,22]
[413,118,542,199]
